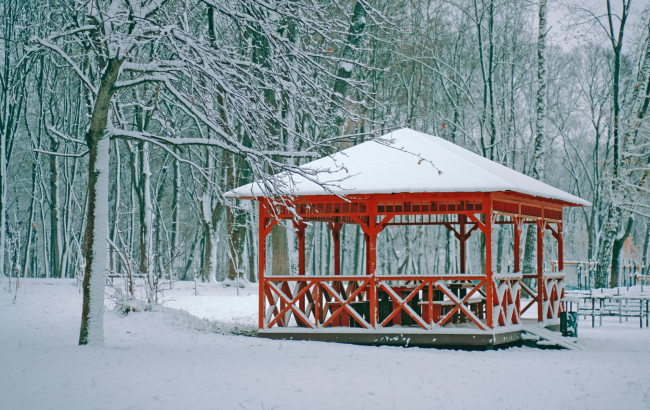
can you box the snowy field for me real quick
[1,279,649,410]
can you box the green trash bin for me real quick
[560,311,578,337]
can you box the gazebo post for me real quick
[295,220,307,325]
[459,214,466,273]
[366,206,378,328]
[557,222,563,272]
[485,197,494,329]
[536,219,544,322]
[258,203,268,330]
[295,221,306,276]
[513,217,520,273]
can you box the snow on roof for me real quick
[226,128,591,206]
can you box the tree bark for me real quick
[642,220,650,266]
[48,137,63,277]
[271,224,290,276]
[79,57,123,346]
[109,139,121,275]
[171,155,181,277]
[522,0,548,272]
[610,216,633,287]
[522,225,537,274]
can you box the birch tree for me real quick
[522,0,548,274]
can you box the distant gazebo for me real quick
[226,128,590,348]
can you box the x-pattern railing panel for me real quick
[261,274,537,331]
[436,281,487,330]
[493,279,520,327]
[376,278,487,330]
[378,282,429,329]
[542,277,564,320]
[520,281,537,314]
[266,280,317,329]
[320,279,371,329]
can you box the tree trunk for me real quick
[227,205,247,281]
[79,57,123,345]
[522,0,548,271]
[0,101,6,276]
[202,221,219,282]
[49,138,63,277]
[110,139,121,275]
[79,135,111,345]
[353,225,362,275]
[496,225,505,273]
[595,8,643,289]
[595,204,621,287]
[610,216,633,287]
[444,222,451,273]
[138,142,154,286]
[522,224,537,274]
[642,220,650,266]
[532,0,547,181]
[247,210,257,282]
[271,224,290,276]
[171,156,181,277]
[22,153,39,278]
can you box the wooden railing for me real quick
[521,273,565,321]
[261,273,531,331]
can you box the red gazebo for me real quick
[227,128,590,348]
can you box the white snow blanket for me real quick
[226,128,590,206]
[2,279,647,410]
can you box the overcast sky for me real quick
[546,0,650,51]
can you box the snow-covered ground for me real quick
[1,278,649,410]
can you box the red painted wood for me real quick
[294,221,307,325]
[258,204,267,329]
[557,222,564,272]
[368,200,377,328]
[537,219,544,322]
[459,214,466,273]
[255,191,574,331]
[428,281,434,324]
[485,196,493,329]
[513,217,521,273]
[294,221,306,276]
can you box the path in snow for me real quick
[1,278,649,410]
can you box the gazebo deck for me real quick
[258,318,560,349]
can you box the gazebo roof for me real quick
[226,128,590,206]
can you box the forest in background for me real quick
[2,0,650,339]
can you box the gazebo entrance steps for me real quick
[257,319,563,350]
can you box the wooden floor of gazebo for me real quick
[257,317,559,349]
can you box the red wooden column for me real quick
[513,217,521,273]
[536,219,544,322]
[557,222,564,272]
[557,221,565,312]
[295,220,306,276]
[484,196,494,329]
[294,220,307,325]
[459,214,467,273]
[258,204,268,330]
[512,215,521,316]
[367,202,378,328]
